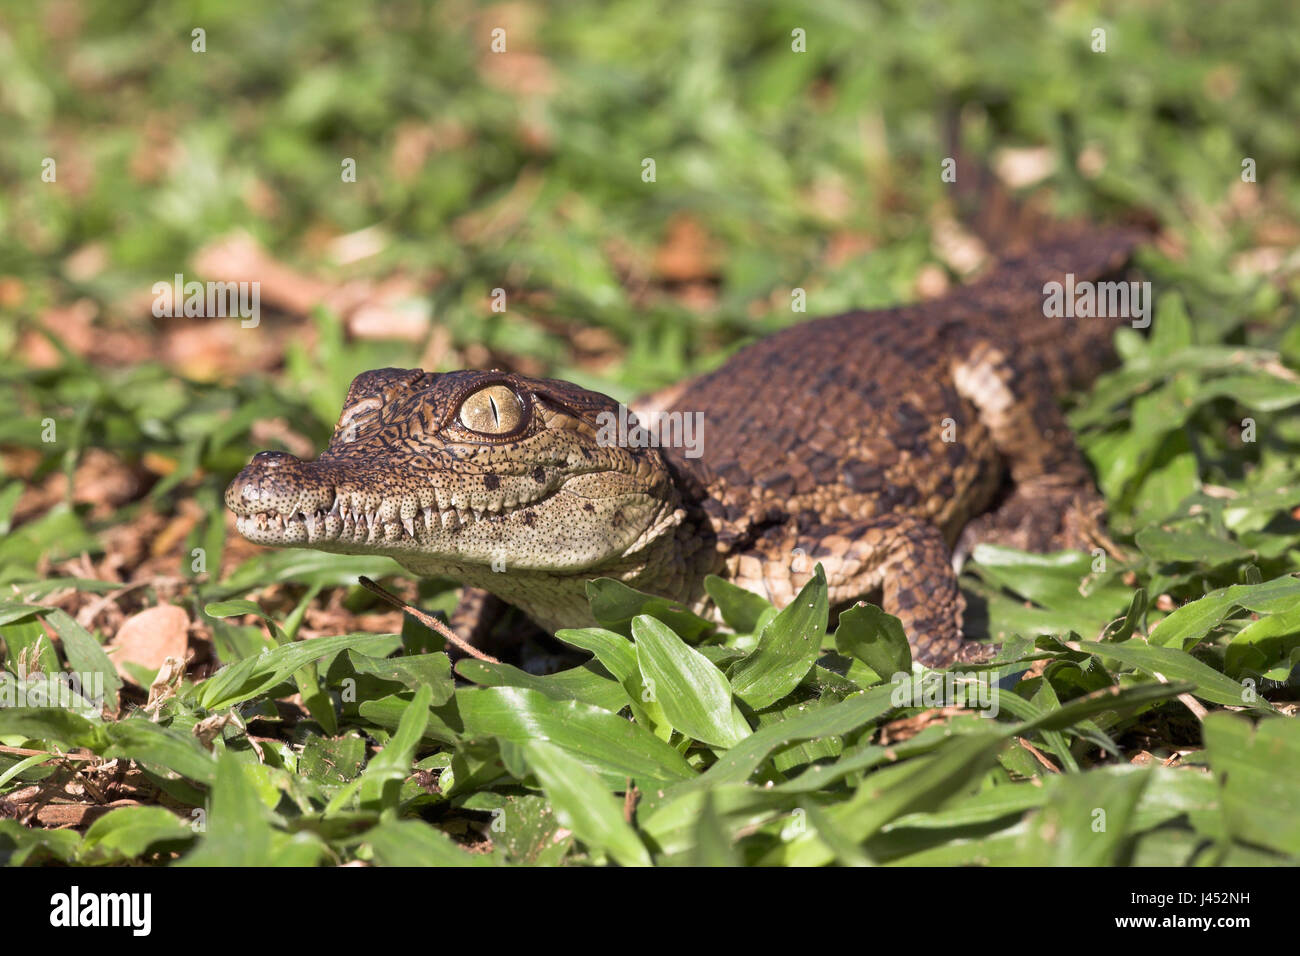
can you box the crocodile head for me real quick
[226,370,685,614]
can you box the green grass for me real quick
[2,0,1300,865]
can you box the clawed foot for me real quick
[958,477,1124,560]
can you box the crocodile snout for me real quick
[251,450,294,467]
[225,451,310,517]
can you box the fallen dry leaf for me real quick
[929,216,988,277]
[110,605,190,682]
[993,146,1055,189]
[13,447,143,526]
[654,215,722,283]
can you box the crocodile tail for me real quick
[967,226,1148,394]
[943,108,1153,393]
[944,108,1048,258]
[943,104,1156,255]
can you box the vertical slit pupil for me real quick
[489,395,500,426]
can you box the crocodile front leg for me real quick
[448,586,551,663]
[951,338,1113,557]
[731,514,973,667]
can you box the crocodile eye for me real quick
[459,385,524,435]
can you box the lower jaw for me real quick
[233,509,500,550]
[234,517,433,556]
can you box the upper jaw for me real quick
[226,450,545,550]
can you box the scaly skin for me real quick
[227,227,1142,665]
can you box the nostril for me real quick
[252,451,293,467]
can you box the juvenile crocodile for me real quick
[227,227,1141,665]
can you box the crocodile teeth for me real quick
[243,497,528,545]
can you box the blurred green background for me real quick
[2,0,1300,613]
[3,0,1300,619]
